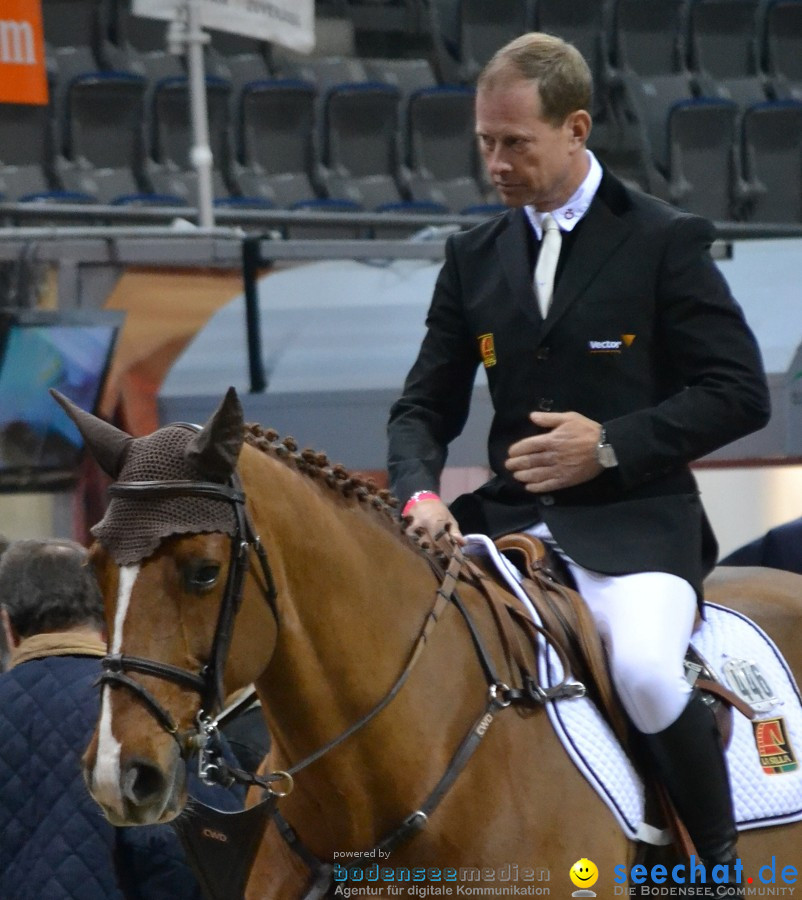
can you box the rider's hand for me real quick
[402,497,465,546]
[506,411,603,492]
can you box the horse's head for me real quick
[54,388,278,825]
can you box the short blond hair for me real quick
[477,32,592,126]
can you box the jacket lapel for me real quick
[541,184,632,339]
[494,170,635,339]
[495,209,541,327]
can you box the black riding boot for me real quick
[642,691,743,897]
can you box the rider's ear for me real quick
[50,390,133,478]
[185,386,245,481]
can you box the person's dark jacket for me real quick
[0,647,242,900]
[388,169,770,597]
[720,517,802,575]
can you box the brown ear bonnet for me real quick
[51,389,244,566]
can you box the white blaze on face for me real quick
[92,564,140,811]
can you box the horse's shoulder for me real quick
[706,564,802,590]
[704,565,802,618]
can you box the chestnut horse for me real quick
[57,389,802,898]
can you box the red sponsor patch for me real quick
[753,717,798,774]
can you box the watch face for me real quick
[598,443,618,468]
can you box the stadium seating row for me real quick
[437,0,802,224]
[0,0,800,224]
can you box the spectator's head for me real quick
[0,539,104,651]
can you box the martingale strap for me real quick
[274,691,511,898]
[279,534,470,779]
[268,533,588,900]
[170,793,278,900]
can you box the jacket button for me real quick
[538,397,554,411]
[536,347,550,361]
[540,494,555,506]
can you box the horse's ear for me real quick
[185,387,244,480]
[50,389,133,479]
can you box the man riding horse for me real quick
[387,32,770,894]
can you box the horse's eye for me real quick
[184,561,221,593]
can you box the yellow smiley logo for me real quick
[570,858,599,888]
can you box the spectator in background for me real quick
[0,533,8,671]
[720,516,802,575]
[0,538,242,900]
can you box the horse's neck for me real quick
[243,444,441,721]
[241,447,489,848]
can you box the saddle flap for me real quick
[493,533,630,744]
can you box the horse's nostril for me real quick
[121,760,166,806]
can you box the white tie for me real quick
[534,213,562,318]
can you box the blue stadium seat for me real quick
[741,99,802,222]
[146,75,237,205]
[760,0,802,101]
[234,78,323,208]
[57,71,151,204]
[405,85,489,213]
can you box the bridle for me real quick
[96,471,279,771]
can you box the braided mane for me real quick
[243,423,441,556]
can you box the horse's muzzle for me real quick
[84,740,187,826]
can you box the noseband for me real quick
[96,473,278,763]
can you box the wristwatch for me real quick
[596,426,618,469]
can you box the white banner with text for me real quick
[132,0,314,53]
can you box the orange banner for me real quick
[0,0,48,105]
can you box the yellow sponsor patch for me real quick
[478,333,497,368]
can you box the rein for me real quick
[265,536,585,900]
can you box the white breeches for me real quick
[526,523,697,734]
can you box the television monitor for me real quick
[0,308,124,491]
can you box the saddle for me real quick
[468,532,756,855]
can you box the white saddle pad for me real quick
[463,535,802,843]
